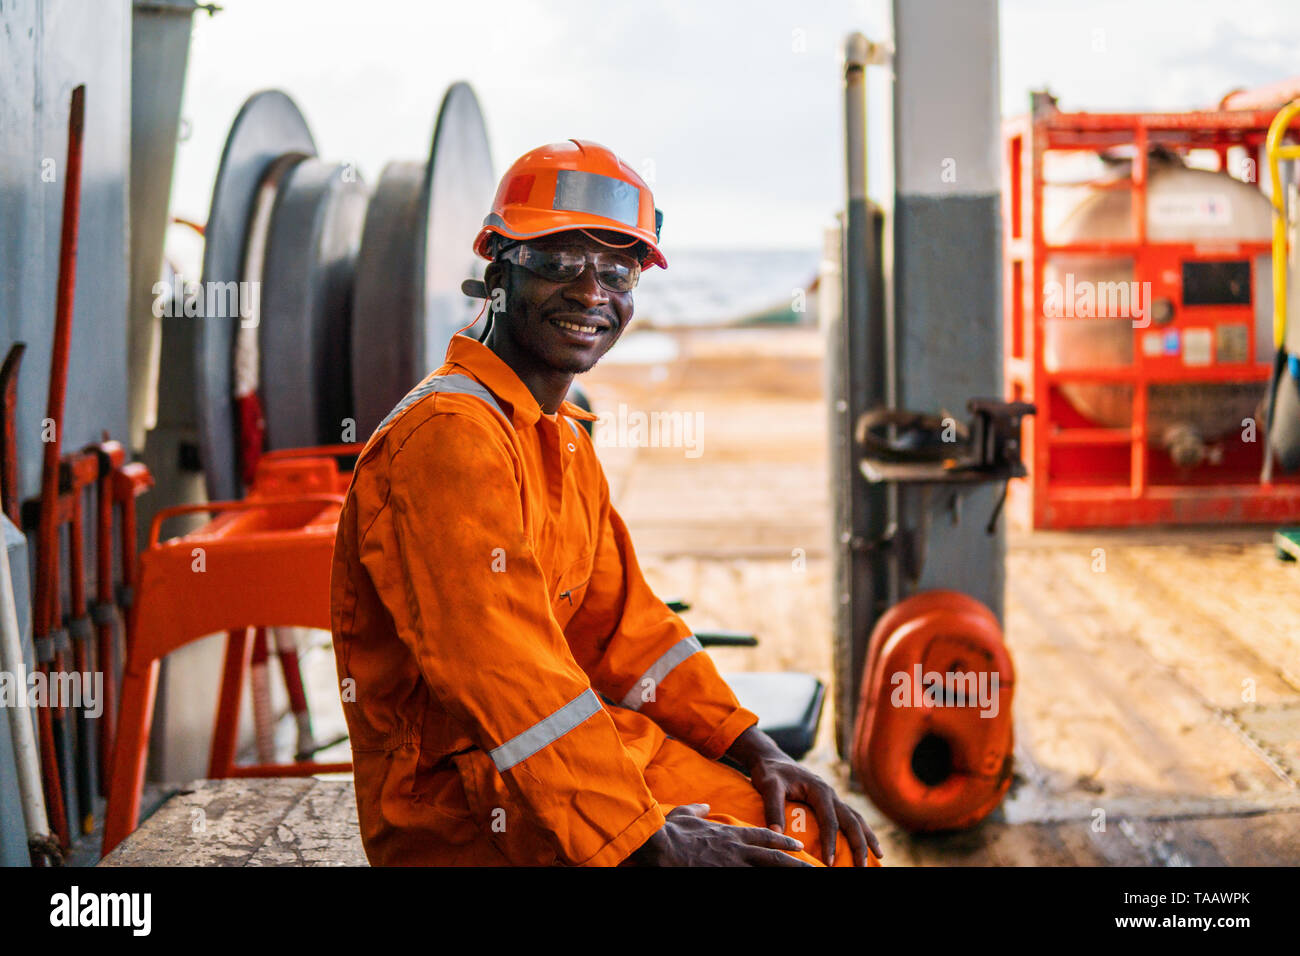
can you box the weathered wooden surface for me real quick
[100,778,366,867]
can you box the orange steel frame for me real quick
[101,445,359,855]
[1002,106,1300,528]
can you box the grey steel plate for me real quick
[260,158,368,450]
[351,82,493,436]
[424,82,495,368]
[197,90,315,500]
[349,160,427,436]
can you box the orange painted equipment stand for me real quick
[1003,103,1300,528]
[851,590,1014,833]
[101,446,361,856]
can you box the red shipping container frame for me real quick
[1002,103,1300,528]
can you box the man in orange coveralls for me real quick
[331,139,882,867]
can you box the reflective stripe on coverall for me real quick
[331,333,872,866]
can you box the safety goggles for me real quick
[498,242,641,293]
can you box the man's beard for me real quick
[514,311,616,375]
[555,352,604,375]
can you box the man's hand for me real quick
[725,725,883,867]
[624,804,813,866]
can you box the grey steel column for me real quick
[128,0,200,452]
[892,0,1004,617]
[830,35,890,758]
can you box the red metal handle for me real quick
[147,494,344,547]
[257,443,364,462]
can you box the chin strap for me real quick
[453,288,493,345]
[460,261,520,344]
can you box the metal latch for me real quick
[856,398,1035,485]
[855,398,1036,534]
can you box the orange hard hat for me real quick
[474,139,667,270]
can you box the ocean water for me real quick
[627,247,820,327]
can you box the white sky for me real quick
[169,0,1300,252]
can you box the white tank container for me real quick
[1042,158,1272,461]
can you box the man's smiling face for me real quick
[486,229,638,375]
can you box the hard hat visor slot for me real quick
[552,169,641,227]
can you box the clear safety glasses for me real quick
[499,242,641,293]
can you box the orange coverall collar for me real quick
[444,334,601,430]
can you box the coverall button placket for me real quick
[535,415,566,515]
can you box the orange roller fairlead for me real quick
[852,590,1015,833]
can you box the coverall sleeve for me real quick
[565,473,760,760]
[359,411,665,866]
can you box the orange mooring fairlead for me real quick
[851,590,1014,832]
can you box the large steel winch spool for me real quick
[195,83,495,497]
[198,90,318,501]
[259,158,368,451]
[351,82,494,436]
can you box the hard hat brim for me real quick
[475,216,667,271]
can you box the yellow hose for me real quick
[1265,100,1300,348]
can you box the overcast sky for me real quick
[169,0,1300,252]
